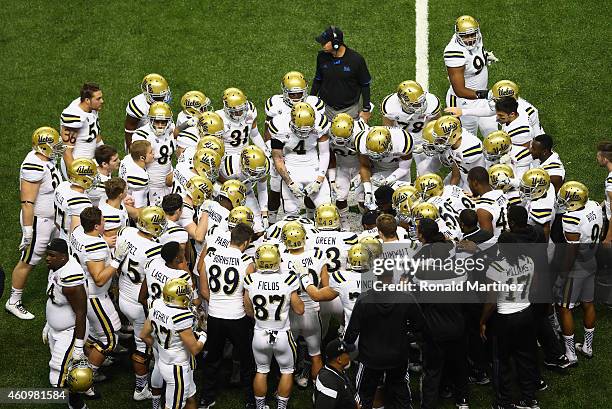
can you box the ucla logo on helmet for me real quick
[150,214,163,223]
[39,135,55,144]
[442,122,457,133]
[176,285,189,296]
[76,165,93,175]
[499,88,514,97]
[185,99,202,110]
[566,191,582,201]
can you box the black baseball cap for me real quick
[326,338,355,360]
[362,210,380,226]
[47,238,69,255]
[315,26,343,45]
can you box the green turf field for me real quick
[1,1,611,408]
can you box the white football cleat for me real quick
[5,300,35,320]
[575,342,593,359]
[133,387,152,401]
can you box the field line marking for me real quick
[415,0,429,89]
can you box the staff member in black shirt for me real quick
[312,26,373,122]
[314,338,359,409]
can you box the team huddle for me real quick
[5,14,612,409]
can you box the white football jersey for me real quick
[99,201,129,233]
[329,269,374,324]
[265,94,325,119]
[172,161,197,198]
[125,93,151,129]
[215,102,258,156]
[524,184,556,227]
[355,127,413,173]
[451,130,486,175]
[69,225,110,296]
[380,92,441,142]
[269,111,330,168]
[485,145,532,180]
[536,151,566,181]
[311,230,359,273]
[160,220,189,245]
[87,172,110,207]
[562,200,603,245]
[605,171,612,220]
[444,36,488,92]
[46,257,87,331]
[119,155,149,208]
[60,98,100,159]
[486,257,533,314]
[244,272,300,331]
[205,225,231,253]
[474,189,509,240]
[220,153,269,193]
[132,126,176,188]
[20,151,61,218]
[428,185,474,239]
[518,98,544,135]
[178,202,198,230]
[500,113,535,146]
[204,245,252,319]
[177,146,196,166]
[116,227,162,302]
[330,118,368,168]
[144,257,190,302]
[265,215,318,247]
[149,298,195,365]
[202,200,230,233]
[54,181,92,240]
[280,249,327,312]
[506,187,522,207]
[176,125,199,149]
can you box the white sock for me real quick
[339,207,350,230]
[563,334,576,360]
[584,327,594,351]
[9,287,23,304]
[277,395,289,409]
[255,396,266,409]
[135,374,148,391]
[268,210,278,225]
[152,395,161,409]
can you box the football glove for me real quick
[350,174,362,191]
[499,153,512,165]
[72,345,86,362]
[177,117,197,131]
[370,174,387,187]
[440,150,455,167]
[42,323,49,345]
[289,182,305,199]
[19,226,33,251]
[299,272,314,288]
[364,191,376,210]
[261,214,269,230]
[305,180,322,196]
[195,330,207,345]
[330,181,339,202]
[412,144,424,154]
[110,240,130,269]
[485,50,499,65]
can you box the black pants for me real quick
[464,303,488,373]
[421,335,468,408]
[356,362,411,409]
[200,315,255,404]
[532,303,563,361]
[490,307,539,406]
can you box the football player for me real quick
[199,223,256,409]
[265,213,319,248]
[596,142,612,242]
[88,144,120,207]
[488,164,522,206]
[116,206,165,400]
[6,127,63,320]
[177,89,212,128]
[119,140,154,210]
[411,202,457,241]
[445,80,545,136]
[280,221,328,387]
[174,147,222,200]
[244,244,305,409]
[177,175,214,257]
[519,168,556,240]
[60,82,104,178]
[554,182,603,364]
[444,15,497,137]
[200,206,255,262]
[159,194,190,257]
[265,71,326,224]
[327,113,369,226]
[54,158,98,241]
[70,207,125,383]
[215,87,267,157]
[482,130,532,179]
[468,166,509,242]
[177,113,226,167]
[530,134,566,193]
[124,73,171,150]
[381,80,442,175]
[494,97,536,148]
[99,177,131,243]
[43,238,91,409]
[141,278,206,409]
[376,213,421,282]
[197,179,247,242]
[271,102,332,218]
[355,126,413,209]
[131,102,176,204]
[431,116,485,190]
[390,185,422,240]
[220,145,270,232]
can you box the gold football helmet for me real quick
[68,158,99,191]
[347,243,371,272]
[397,80,427,114]
[197,111,225,138]
[219,179,247,207]
[330,113,355,147]
[186,175,213,206]
[197,135,225,158]
[65,360,93,392]
[415,173,444,199]
[163,277,192,308]
[281,221,306,250]
[141,73,171,104]
[412,202,439,221]
[556,181,589,212]
[520,168,550,202]
[148,102,173,136]
[315,203,341,231]
[181,90,212,116]
[488,164,515,192]
[282,71,308,106]
[223,87,248,122]
[358,236,383,258]
[365,127,392,160]
[240,145,269,181]
[193,148,222,181]
[491,80,519,101]
[255,244,281,273]
[32,126,65,160]
[455,15,481,50]
[137,206,167,237]
[392,185,420,210]
[432,116,461,152]
[290,102,316,139]
[228,205,254,228]
[483,131,512,162]
[421,120,437,156]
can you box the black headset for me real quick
[330,25,341,50]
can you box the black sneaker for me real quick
[537,380,548,391]
[469,370,491,385]
[456,397,469,408]
[491,404,516,409]
[440,385,453,399]
[198,398,216,409]
[516,399,540,409]
[543,354,572,370]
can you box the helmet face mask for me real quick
[197,112,225,139]
[519,169,550,202]
[399,92,427,114]
[282,71,308,106]
[455,16,481,51]
[290,102,316,139]
[240,146,268,182]
[556,181,588,212]
[330,113,354,147]
[432,116,461,152]
[193,148,221,181]
[415,174,444,200]
[488,164,514,192]
[223,88,248,123]
[32,127,65,160]
[141,73,171,104]
[483,131,512,162]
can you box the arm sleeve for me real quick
[361,84,371,111]
[317,140,330,176]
